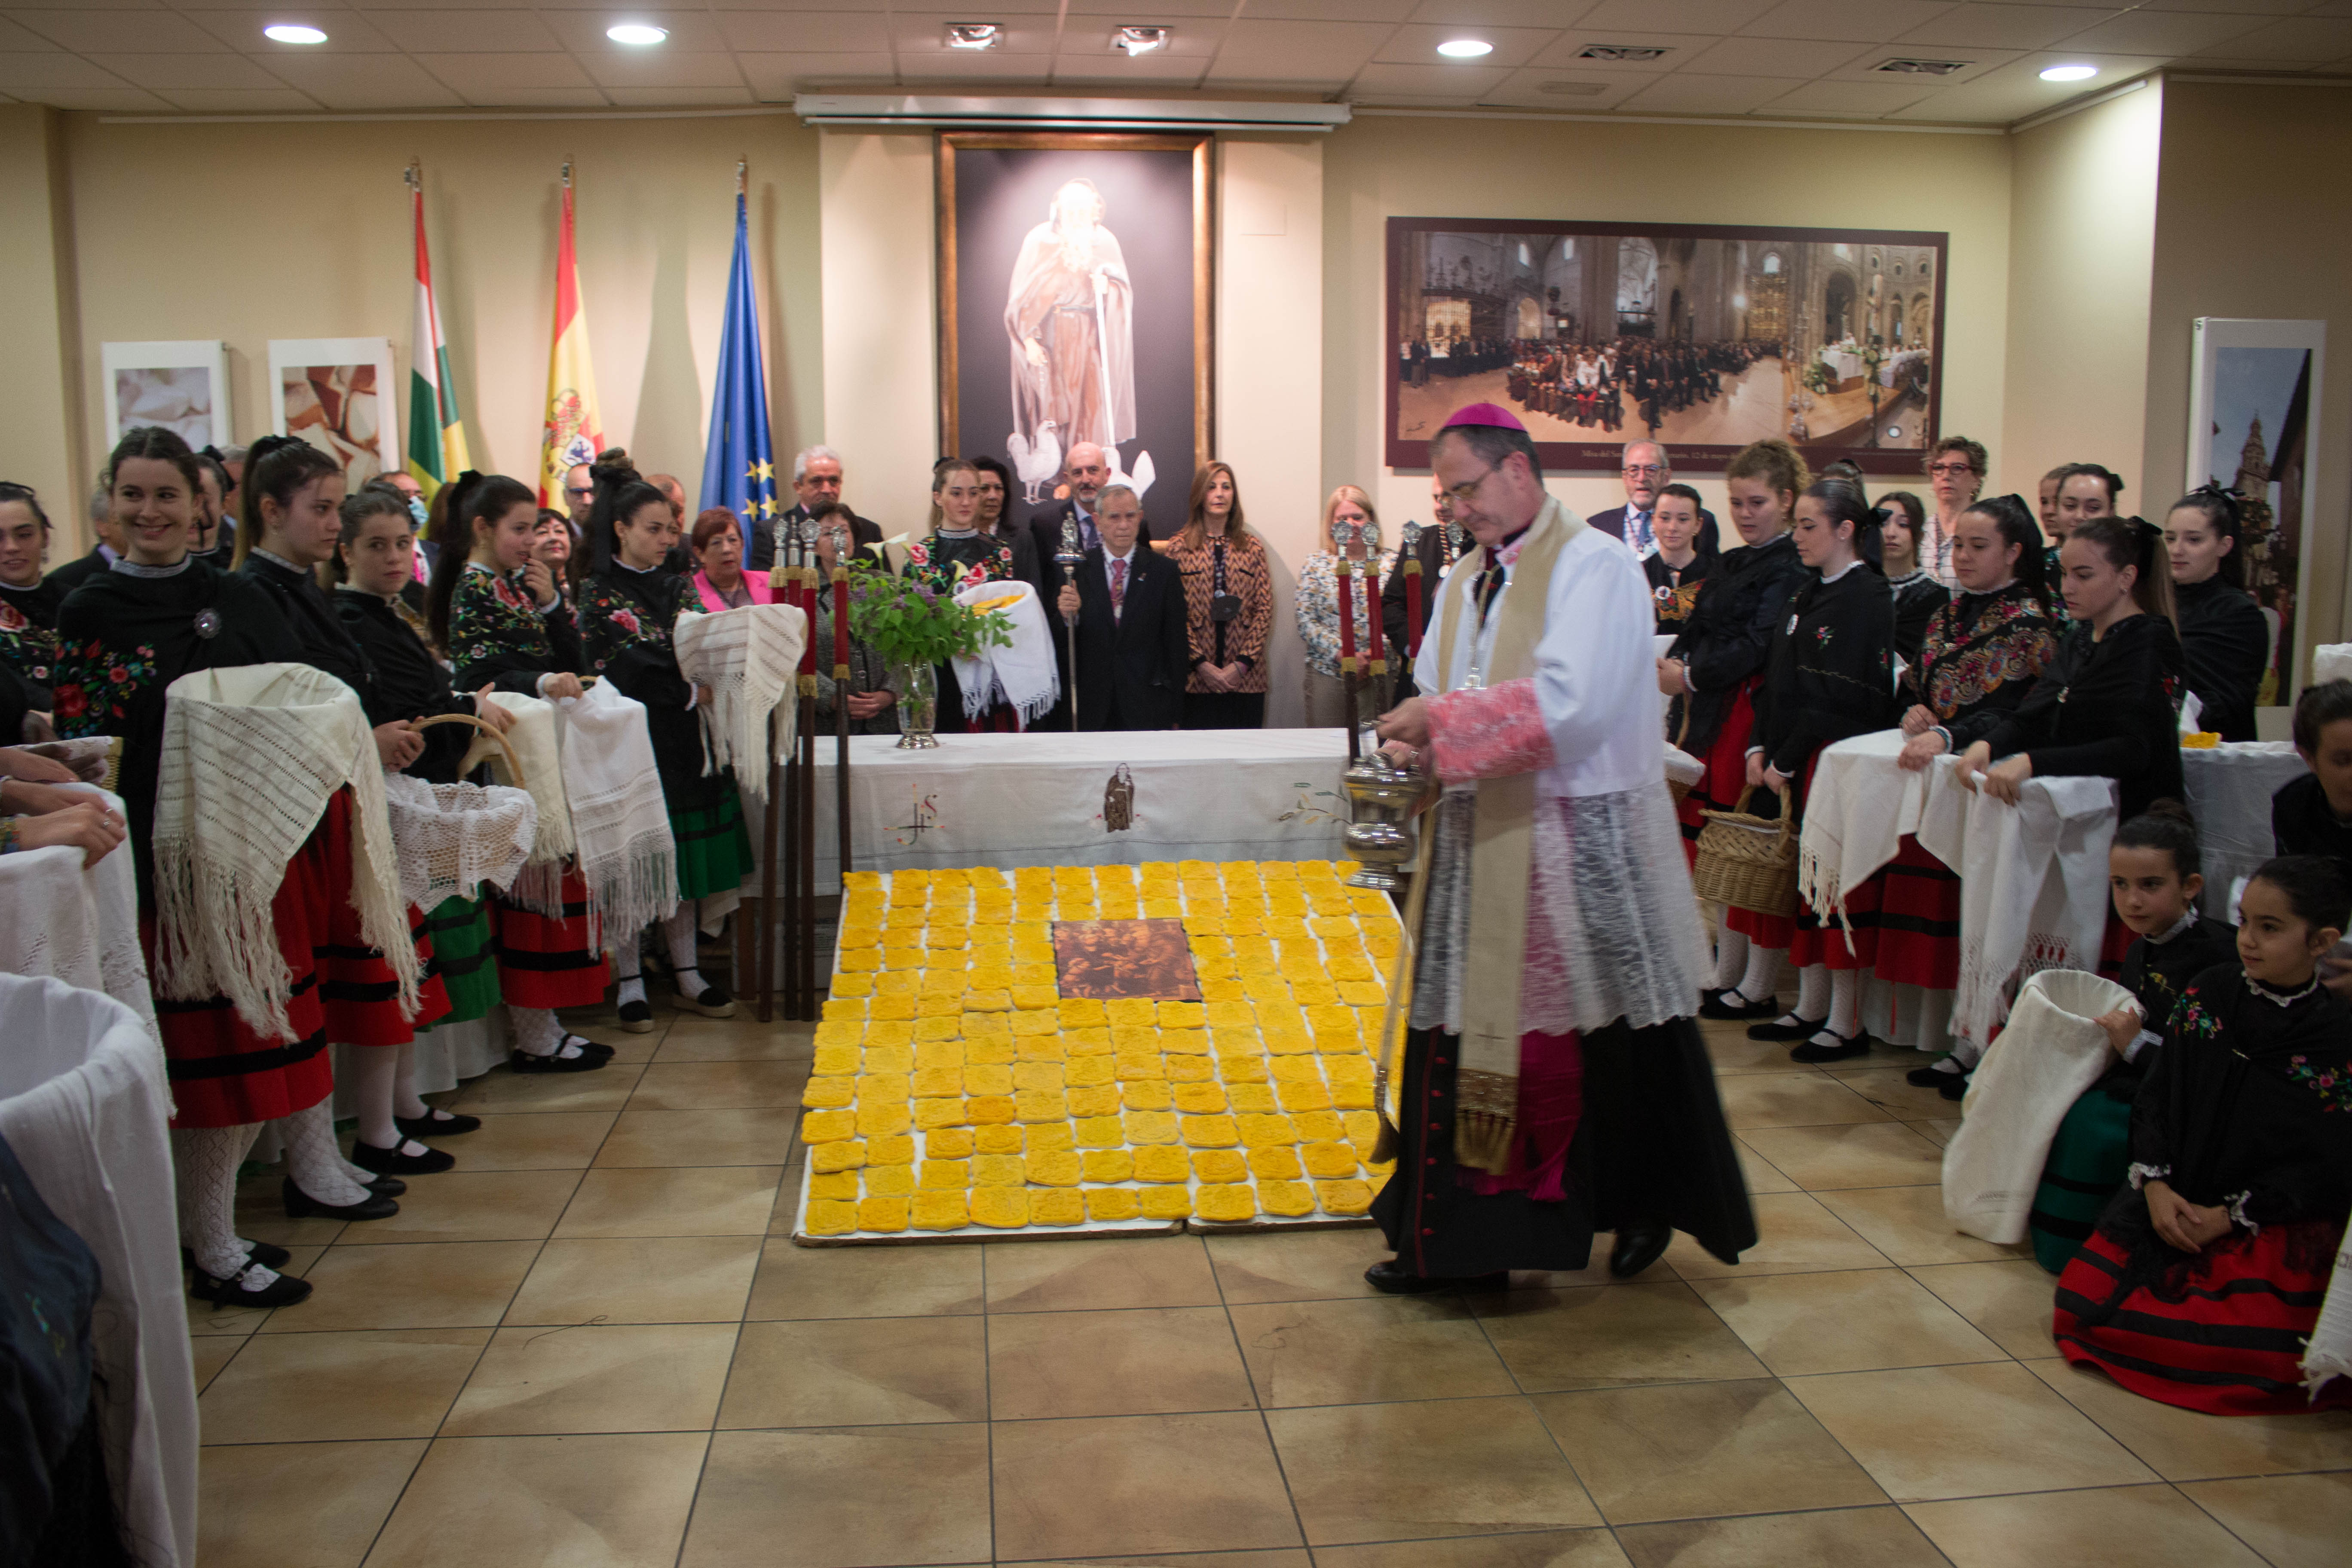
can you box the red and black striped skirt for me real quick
[490,864,612,1010]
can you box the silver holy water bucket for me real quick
[1340,750,1428,891]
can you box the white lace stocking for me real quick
[1712,921,1749,990]
[173,1123,261,1279]
[279,1101,372,1206]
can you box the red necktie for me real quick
[1110,556,1127,621]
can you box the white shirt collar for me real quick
[1820,559,1863,584]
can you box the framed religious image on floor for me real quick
[2187,317,2326,708]
[101,340,233,453]
[938,132,1211,541]
[1385,218,1947,475]
[267,336,398,490]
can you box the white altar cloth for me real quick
[2181,741,2306,918]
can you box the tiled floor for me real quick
[190,1002,2352,1568]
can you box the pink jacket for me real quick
[691,568,775,613]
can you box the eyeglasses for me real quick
[1621,464,1666,478]
[1441,464,1498,504]
[1927,462,1977,477]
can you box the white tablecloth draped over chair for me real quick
[2180,741,2307,919]
[0,788,156,1036]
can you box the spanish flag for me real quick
[404,164,471,500]
[539,160,604,509]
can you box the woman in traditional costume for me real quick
[1167,462,1273,730]
[1661,438,1810,1017]
[2165,484,2268,742]
[1874,490,1951,671]
[1725,478,1899,1062]
[2052,855,2352,1415]
[893,458,1021,733]
[0,482,61,710]
[576,459,748,1031]
[53,426,362,1308]
[1642,482,1714,639]
[427,472,612,1069]
[809,502,897,735]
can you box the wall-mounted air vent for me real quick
[1579,45,1672,63]
[1875,58,1970,76]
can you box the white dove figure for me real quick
[1007,420,1062,504]
[1104,446,1156,502]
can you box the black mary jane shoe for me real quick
[1906,1057,1964,1089]
[394,1108,483,1139]
[181,1238,292,1273]
[1608,1222,1672,1279]
[1790,1028,1872,1064]
[1699,990,1782,1022]
[677,982,736,1020]
[189,1261,313,1309]
[1938,1071,1970,1102]
[365,1174,406,1198]
[1363,1259,1509,1296]
[280,1176,399,1222]
[1748,1012,1827,1042]
[350,1137,457,1176]
[509,1044,611,1074]
[616,998,657,1034]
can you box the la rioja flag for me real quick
[404,164,471,499]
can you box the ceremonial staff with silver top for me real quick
[793,511,821,1020]
[756,526,789,1020]
[825,513,853,891]
[1057,516,1084,730]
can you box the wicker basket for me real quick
[1691,784,1798,918]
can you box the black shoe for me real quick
[281,1176,399,1221]
[1938,1072,1970,1102]
[1907,1057,1965,1089]
[350,1137,457,1176]
[1699,990,1780,1022]
[616,998,656,1034]
[677,982,736,1020]
[1790,1028,1871,1063]
[1748,1012,1827,1042]
[1609,1222,1672,1279]
[1363,1259,1509,1295]
[394,1109,482,1139]
[365,1174,407,1198]
[181,1238,292,1272]
[190,1261,313,1309]
[1699,987,1729,1012]
[509,1044,611,1074]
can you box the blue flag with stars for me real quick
[698,189,776,534]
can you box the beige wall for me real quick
[40,110,822,555]
[2144,80,2352,668]
[0,106,83,543]
[2003,82,2163,512]
[1320,112,2015,533]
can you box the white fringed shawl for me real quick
[672,601,806,799]
[554,678,676,952]
[951,579,1059,727]
[481,691,575,915]
[150,662,414,1041]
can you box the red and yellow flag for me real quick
[539,161,604,508]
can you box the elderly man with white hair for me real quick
[1586,439,1718,558]
[747,444,882,573]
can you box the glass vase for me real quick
[892,660,940,749]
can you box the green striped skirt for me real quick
[422,895,500,1026]
[671,790,753,903]
[2027,1087,2135,1274]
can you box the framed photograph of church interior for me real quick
[267,337,398,490]
[101,340,233,452]
[937,132,1212,540]
[2187,317,2325,708]
[1384,218,1947,475]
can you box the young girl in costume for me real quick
[2051,855,2352,1415]
[897,457,1022,732]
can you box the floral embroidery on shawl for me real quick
[50,638,158,735]
[2285,1055,2352,1113]
[1917,591,2059,721]
[449,566,557,678]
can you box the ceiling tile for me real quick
[18,86,177,107]
[0,16,58,49]
[1251,0,1421,19]
[4,9,227,51]
[1375,23,1563,67]
[1066,0,1231,13]
[1403,0,1599,23]
[366,9,567,52]
[1203,55,1356,84]
[1757,76,1934,114]
[885,12,1063,53]
[2197,16,2352,57]
[1477,65,1649,106]
[1822,45,2019,82]
[414,52,596,93]
[1897,4,2122,52]
[582,49,747,88]
[1345,59,1509,95]
[1213,17,1395,73]
[1060,18,1225,56]
[2139,0,2324,13]
[0,53,137,89]
[178,8,400,53]
[450,86,609,106]
[720,10,899,53]
[543,11,729,53]
[735,51,898,95]
[897,50,1057,80]
[2057,10,2271,54]
[83,52,286,89]
[266,51,466,107]
[603,83,756,104]
[1618,71,1809,111]
[151,86,322,110]
[1742,0,1956,43]
[1525,31,1716,69]
[1573,0,1773,29]
[1053,51,1214,82]
[1679,34,1878,74]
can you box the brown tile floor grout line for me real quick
[1459,1268,1624,1553]
[980,1240,1001,1564]
[1203,1227,1320,1564]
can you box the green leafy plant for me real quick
[845,560,1015,668]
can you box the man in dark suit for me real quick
[1380,475,1470,704]
[44,487,124,596]
[1586,439,1719,557]
[747,445,883,572]
[1054,483,1185,731]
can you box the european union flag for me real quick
[698,189,777,537]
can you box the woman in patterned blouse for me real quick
[1295,484,1396,730]
[0,483,60,711]
[1164,461,1271,729]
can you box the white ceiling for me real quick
[2,0,2348,126]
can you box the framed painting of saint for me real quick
[938,132,1211,541]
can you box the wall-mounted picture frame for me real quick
[937,131,1212,541]
[2188,316,2325,708]
[1384,218,1948,475]
[267,336,398,490]
[101,340,232,452]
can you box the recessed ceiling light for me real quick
[1437,39,1494,59]
[263,23,327,44]
[2040,63,2097,82]
[1113,25,1170,56]
[606,22,668,46]
[946,23,1001,51]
